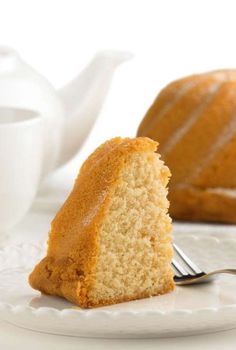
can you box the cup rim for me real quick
[0,107,42,127]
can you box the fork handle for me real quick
[208,269,236,276]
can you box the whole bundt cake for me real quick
[29,137,174,308]
[137,69,236,223]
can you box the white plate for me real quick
[1,232,236,338]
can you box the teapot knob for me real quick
[0,46,20,72]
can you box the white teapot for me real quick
[0,47,131,230]
[0,46,131,176]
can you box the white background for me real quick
[1,0,236,186]
[1,0,236,348]
[2,0,236,173]
[0,0,236,161]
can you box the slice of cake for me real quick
[29,137,174,308]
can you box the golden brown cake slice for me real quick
[29,137,174,308]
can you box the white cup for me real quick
[0,107,43,230]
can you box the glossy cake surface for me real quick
[138,70,236,223]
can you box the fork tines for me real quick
[172,243,205,281]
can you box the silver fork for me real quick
[172,243,236,285]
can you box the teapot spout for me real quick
[57,50,132,167]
